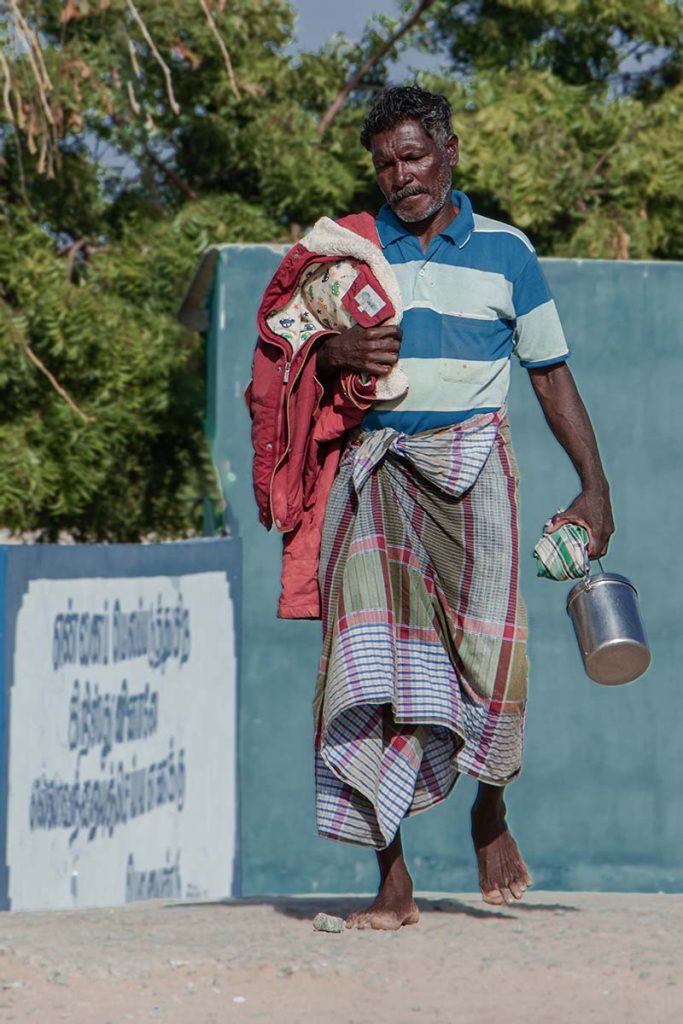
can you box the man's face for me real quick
[370,119,459,224]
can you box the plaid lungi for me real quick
[314,415,529,850]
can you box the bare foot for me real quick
[345,880,419,931]
[345,831,419,930]
[471,795,532,906]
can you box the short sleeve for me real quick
[513,252,569,368]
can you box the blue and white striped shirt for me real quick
[363,190,569,434]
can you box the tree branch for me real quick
[146,149,197,200]
[9,2,55,126]
[0,49,14,123]
[23,340,95,421]
[584,120,641,189]
[126,0,181,115]
[126,80,141,115]
[59,238,86,281]
[317,0,438,137]
[199,0,239,98]
[0,293,95,422]
[127,36,143,79]
[586,146,613,181]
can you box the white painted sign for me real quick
[6,572,237,911]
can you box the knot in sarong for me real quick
[350,407,505,499]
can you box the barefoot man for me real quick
[307,86,614,928]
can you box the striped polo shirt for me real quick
[363,190,569,434]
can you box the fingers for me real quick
[351,335,401,375]
[547,513,612,559]
[546,514,591,537]
[365,339,401,356]
[365,324,402,342]
[364,340,401,357]
[365,364,396,377]
[591,536,611,560]
[368,351,400,368]
[363,335,401,375]
[323,323,402,375]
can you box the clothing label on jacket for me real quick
[354,285,386,318]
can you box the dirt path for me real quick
[0,892,681,1023]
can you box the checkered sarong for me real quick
[314,416,528,849]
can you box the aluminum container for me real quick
[566,572,651,686]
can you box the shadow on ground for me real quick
[165,895,581,922]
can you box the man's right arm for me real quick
[316,324,402,381]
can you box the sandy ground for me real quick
[0,891,681,1024]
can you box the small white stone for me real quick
[313,912,345,933]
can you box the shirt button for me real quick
[275,518,281,528]
[266,443,272,450]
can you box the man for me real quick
[311,86,614,930]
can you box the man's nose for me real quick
[393,160,413,188]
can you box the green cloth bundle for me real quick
[533,523,591,581]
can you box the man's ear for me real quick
[447,133,459,169]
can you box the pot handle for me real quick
[584,557,606,589]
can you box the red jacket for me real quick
[245,212,395,619]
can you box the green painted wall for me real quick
[205,248,683,894]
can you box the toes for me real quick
[345,908,414,931]
[476,828,532,906]
[509,879,528,900]
[345,913,367,929]
[370,913,401,931]
[481,887,506,906]
[404,906,420,926]
[482,881,523,905]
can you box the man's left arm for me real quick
[528,361,615,558]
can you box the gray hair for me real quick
[360,86,454,150]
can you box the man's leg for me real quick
[345,829,420,930]
[471,781,532,905]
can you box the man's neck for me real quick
[398,197,459,254]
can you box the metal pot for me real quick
[566,572,651,686]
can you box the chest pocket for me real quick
[439,313,500,382]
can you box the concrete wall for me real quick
[206,247,683,894]
[0,539,241,910]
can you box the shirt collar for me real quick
[376,190,474,250]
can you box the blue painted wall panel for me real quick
[0,548,8,909]
[207,247,683,894]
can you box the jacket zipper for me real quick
[268,334,329,529]
[268,354,307,529]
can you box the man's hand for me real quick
[317,324,402,379]
[546,484,615,559]
[529,362,615,559]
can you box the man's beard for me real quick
[390,165,453,224]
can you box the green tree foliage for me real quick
[418,0,683,257]
[0,0,681,539]
[0,0,372,540]
[0,193,278,540]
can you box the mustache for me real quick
[390,185,429,203]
